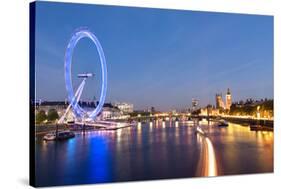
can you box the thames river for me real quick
[35,120,273,186]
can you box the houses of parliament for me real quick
[216,88,232,110]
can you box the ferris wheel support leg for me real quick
[58,79,86,124]
[73,79,86,112]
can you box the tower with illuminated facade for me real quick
[225,88,232,110]
[216,93,225,109]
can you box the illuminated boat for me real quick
[185,117,195,126]
[217,120,229,127]
[43,130,75,141]
[195,126,206,136]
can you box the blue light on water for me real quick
[88,136,111,182]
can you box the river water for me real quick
[35,120,273,186]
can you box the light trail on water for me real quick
[205,137,217,176]
[196,126,218,177]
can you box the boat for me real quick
[250,125,273,131]
[43,130,75,141]
[217,120,229,127]
[195,126,206,136]
[186,117,195,126]
[43,132,56,141]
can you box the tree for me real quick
[47,109,59,121]
[36,110,47,124]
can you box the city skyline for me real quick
[31,2,274,187]
[35,2,273,111]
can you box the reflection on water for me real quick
[35,121,273,186]
[149,121,153,130]
[205,137,217,176]
[195,126,218,177]
[137,122,141,130]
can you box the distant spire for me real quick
[227,88,231,95]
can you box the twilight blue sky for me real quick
[35,1,273,111]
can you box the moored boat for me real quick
[217,120,229,127]
[43,130,75,141]
[43,132,56,141]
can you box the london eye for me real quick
[59,28,107,123]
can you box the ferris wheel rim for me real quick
[64,28,107,119]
